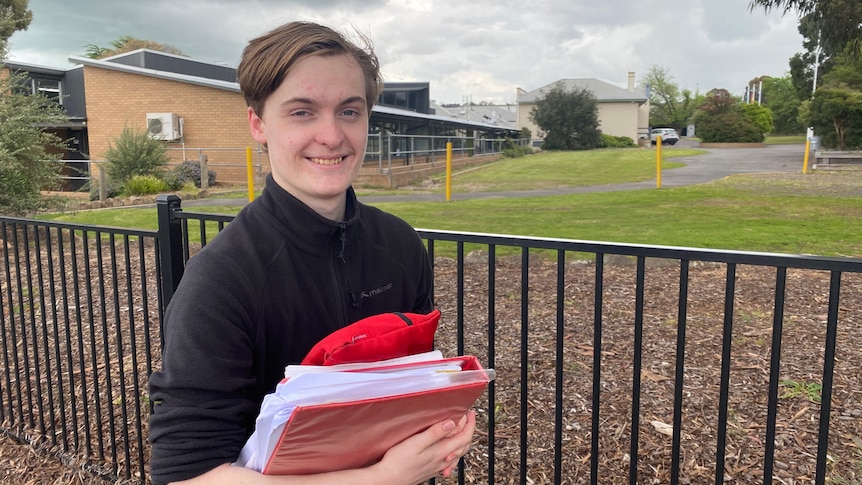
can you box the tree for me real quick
[740,102,775,134]
[761,75,804,134]
[805,53,862,148]
[693,89,765,143]
[808,87,862,148]
[1,0,70,215]
[83,36,186,59]
[103,125,170,184]
[642,66,703,133]
[529,82,601,150]
[750,0,862,56]
[0,72,69,215]
[0,0,32,42]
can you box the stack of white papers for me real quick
[235,351,495,474]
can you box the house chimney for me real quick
[627,72,635,92]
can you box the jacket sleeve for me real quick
[148,249,260,485]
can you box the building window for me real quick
[34,78,61,102]
[14,76,62,104]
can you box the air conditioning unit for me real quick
[146,113,181,141]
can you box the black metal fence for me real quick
[1,195,861,484]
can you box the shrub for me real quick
[600,134,637,148]
[123,174,170,196]
[87,175,122,201]
[694,90,764,143]
[104,126,169,183]
[502,138,532,158]
[168,159,217,188]
[695,111,764,143]
[0,72,69,215]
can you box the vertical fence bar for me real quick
[628,257,646,485]
[714,263,737,484]
[519,247,529,485]
[44,226,69,448]
[123,235,146,481]
[670,260,690,485]
[21,226,43,434]
[70,230,94,455]
[57,228,80,451]
[590,254,605,485]
[486,244,496,485]
[96,230,119,472]
[455,240,466,484]
[9,226,30,428]
[82,230,106,461]
[110,234,132,479]
[554,250,566,484]
[763,267,787,483]
[33,227,58,444]
[0,223,11,423]
[814,271,842,485]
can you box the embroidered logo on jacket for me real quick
[360,283,393,299]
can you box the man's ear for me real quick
[248,107,267,145]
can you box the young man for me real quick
[148,21,476,485]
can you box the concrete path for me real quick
[184,142,809,207]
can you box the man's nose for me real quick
[314,114,345,147]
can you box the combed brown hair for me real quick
[237,21,382,117]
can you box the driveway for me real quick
[356,142,808,203]
[184,142,808,207]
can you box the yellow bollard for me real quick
[445,142,452,202]
[246,147,255,202]
[802,139,811,174]
[656,136,662,188]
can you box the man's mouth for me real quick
[309,156,345,166]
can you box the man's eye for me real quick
[292,110,310,117]
[342,108,362,117]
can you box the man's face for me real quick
[248,53,369,219]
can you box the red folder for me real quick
[261,355,490,475]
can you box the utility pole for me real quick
[807,29,822,141]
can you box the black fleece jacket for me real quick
[148,176,434,484]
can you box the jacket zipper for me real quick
[337,223,359,310]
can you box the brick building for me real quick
[4,50,518,187]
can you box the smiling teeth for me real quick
[310,157,344,166]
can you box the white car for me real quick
[650,128,679,145]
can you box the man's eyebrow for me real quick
[280,96,367,107]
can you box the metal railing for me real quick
[0,217,161,483]
[48,134,527,191]
[1,196,861,484]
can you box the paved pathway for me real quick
[184,142,809,207]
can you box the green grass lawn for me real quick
[423,148,696,192]
[764,135,807,145]
[38,150,862,258]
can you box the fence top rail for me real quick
[0,215,158,238]
[173,210,236,224]
[415,228,862,273]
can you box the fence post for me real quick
[156,194,185,309]
[98,164,107,202]
[199,153,209,190]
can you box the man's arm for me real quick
[171,411,477,485]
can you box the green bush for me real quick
[123,174,170,196]
[104,126,169,183]
[167,160,217,188]
[87,175,122,201]
[501,138,532,158]
[696,111,764,143]
[694,90,764,143]
[600,134,637,148]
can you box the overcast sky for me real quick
[5,0,805,105]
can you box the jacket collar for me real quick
[259,174,360,256]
